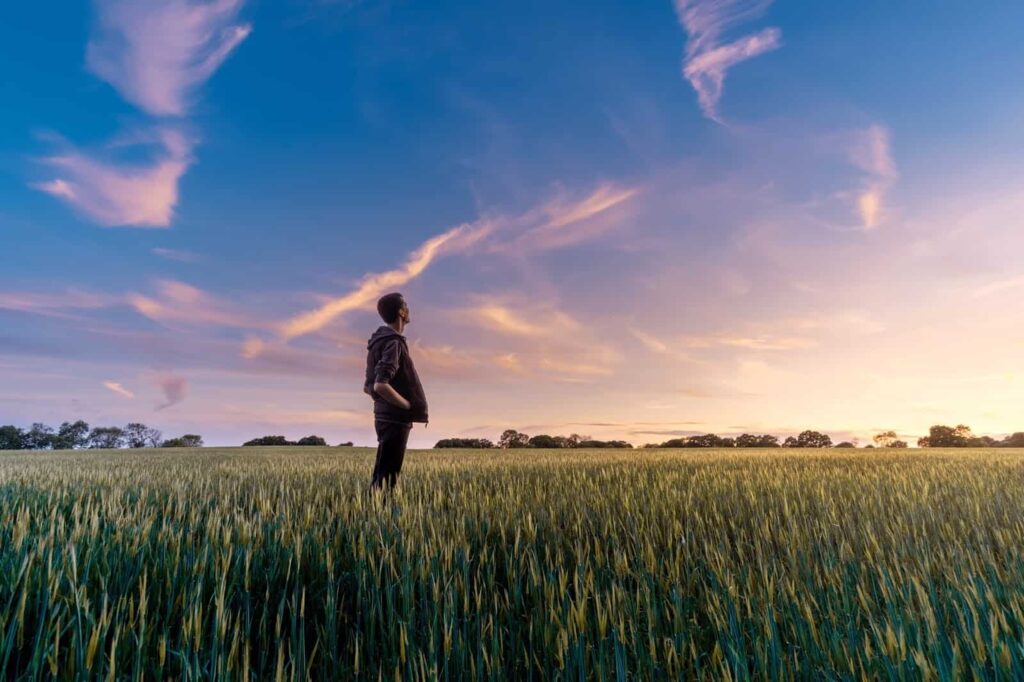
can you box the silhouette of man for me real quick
[364,293,428,491]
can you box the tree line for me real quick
[5,420,1024,451]
[435,425,1024,450]
[0,421,202,450]
[435,430,633,449]
[242,435,354,447]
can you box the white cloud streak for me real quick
[847,125,897,229]
[33,128,192,227]
[272,181,638,345]
[103,381,135,398]
[674,0,781,122]
[87,0,251,117]
[279,221,494,340]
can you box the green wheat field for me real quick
[3,447,1024,680]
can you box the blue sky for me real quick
[4,0,1024,447]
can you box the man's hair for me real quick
[377,293,405,324]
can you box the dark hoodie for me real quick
[364,326,429,424]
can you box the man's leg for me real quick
[370,420,387,490]
[370,420,411,491]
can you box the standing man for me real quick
[364,292,429,491]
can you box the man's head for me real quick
[377,292,410,326]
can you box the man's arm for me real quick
[373,382,411,410]
[372,338,411,410]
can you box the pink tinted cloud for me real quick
[87,0,251,117]
[128,279,260,328]
[272,181,637,346]
[451,294,620,381]
[674,0,781,122]
[155,373,188,410]
[279,221,493,340]
[500,184,640,252]
[32,129,192,227]
[103,381,135,399]
[0,289,119,317]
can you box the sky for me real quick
[4,0,1024,448]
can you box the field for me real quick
[3,447,1024,680]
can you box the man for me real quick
[364,292,429,491]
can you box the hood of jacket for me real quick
[367,325,405,350]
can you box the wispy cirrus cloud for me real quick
[33,128,192,227]
[0,279,264,332]
[498,184,640,252]
[846,125,897,229]
[674,0,781,122]
[35,0,250,227]
[459,298,582,339]
[681,333,815,351]
[128,279,259,328]
[0,288,119,317]
[279,221,494,340]
[451,294,619,381]
[87,0,251,117]
[272,181,638,344]
[103,381,135,398]
[630,329,670,354]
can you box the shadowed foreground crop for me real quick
[3,447,1024,679]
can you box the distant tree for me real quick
[0,425,26,450]
[434,438,495,448]
[918,424,972,448]
[88,426,125,449]
[659,438,689,448]
[528,434,561,449]
[863,444,875,449]
[337,441,354,447]
[834,442,856,448]
[564,434,584,448]
[53,420,90,449]
[578,440,633,448]
[890,440,908,448]
[782,436,799,448]
[162,434,204,448]
[123,423,162,448]
[684,433,728,448]
[872,431,903,448]
[967,435,997,447]
[735,434,780,448]
[123,423,148,448]
[1002,432,1024,447]
[498,430,530,449]
[296,435,328,446]
[243,436,293,446]
[796,430,832,448]
[24,423,55,450]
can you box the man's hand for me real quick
[373,382,411,410]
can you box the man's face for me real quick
[399,300,410,324]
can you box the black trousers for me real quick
[370,419,412,490]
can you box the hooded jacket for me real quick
[364,326,429,424]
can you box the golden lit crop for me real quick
[3,446,1024,679]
